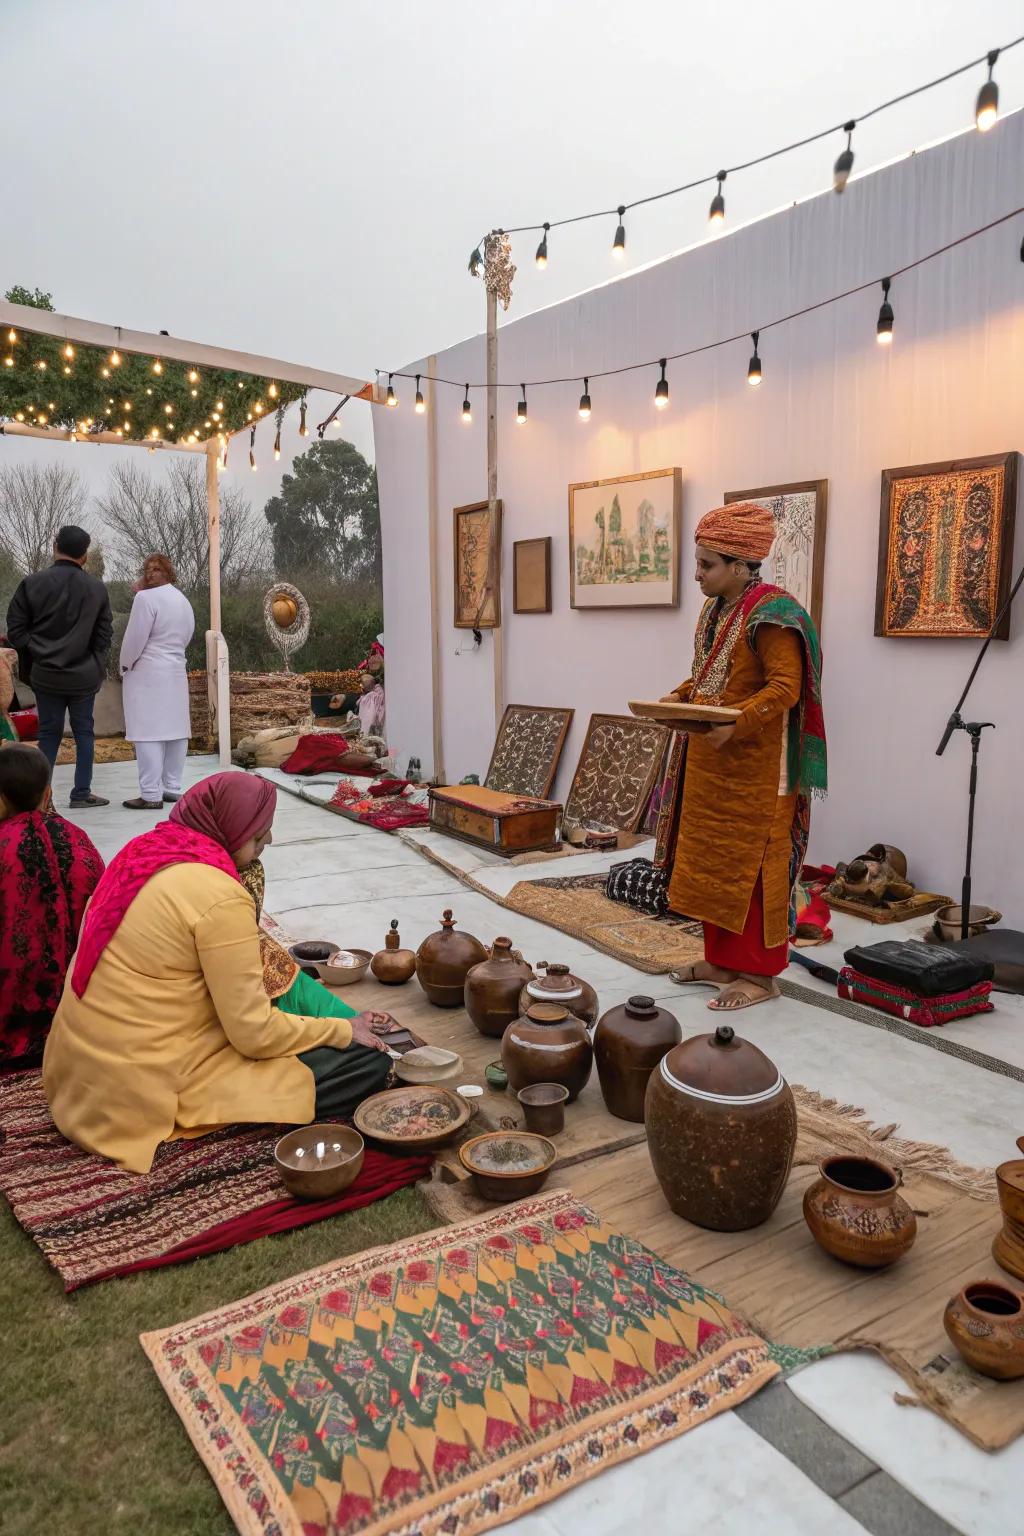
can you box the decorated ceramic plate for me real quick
[354,1085,470,1149]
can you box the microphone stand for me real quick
[936,557,1024,943]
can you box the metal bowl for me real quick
[274,1123,364,1200]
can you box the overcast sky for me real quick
[3,0,1023,523]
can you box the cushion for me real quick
[280,734,379,776]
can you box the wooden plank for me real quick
[425,356,445,782]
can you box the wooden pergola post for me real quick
[205,441,231,767]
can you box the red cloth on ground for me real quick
[282,735,380,776]
[366,802,430,831]
[368,779,410,799]
[704,874,788,978]
[838,967,994,1028]
[793,882,833,944]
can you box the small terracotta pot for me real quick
[943,1280,1024,1380]
[993,1136,1024,1282]
[803,1155,917,1268]
[517,1082,569,1137]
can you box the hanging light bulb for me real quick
[578,378,592,420]
[747,331,762,386]
[414,374,426,413]
[145,386,153,396]
[164,403,173,415]
[237,380,245,390]
[833,121,855,193]
[299,400,308,437]
[516,385,528,425]
[15,412,25,422]
[63,342,75,360]
[7,329,16,344]
[124,401,132,412]
[535,222,550,268]
[976,49,1000,131]
[386,373,398,408]
[109,348,121,366]
[63,364,72,376]
[101,365,111,378]
[462,384,472,423]
[123,420,131,433]
[654,358,670,410]
[274,427,281,460]
[709,171,726,225]
[215,398,225,411]
[188,368,199,383]
[190,387,198,398]
[149,427,160,440]
[254,400,264,415]
[612,205,626,259]
[3,355,13,368]
[249,426,257,471]
[268,381,278,398]
[152,358,163,374]
[36,359,47,372]
[37,411,48,425]
[468,244,483,277]
[876,277,894,344]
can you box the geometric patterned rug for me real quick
[142,1190,777,1536]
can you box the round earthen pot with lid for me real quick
[645,1023,796,1230]
[370,920,417,985]
[594,995,681,1123]
[518,962,598,1026]
[464,937,535,1038]
[502,1002,594,1101]
[415,909,487,1007]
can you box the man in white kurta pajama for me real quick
[119,564,196,810]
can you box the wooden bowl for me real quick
[274,1123,364,1200]
[395,1046,463,1084]
[354,1084,470,1151]
[321,948,372,985]
[458,1130,557,1202]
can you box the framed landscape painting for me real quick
[453,500,502,629]
[513,536,552,614]
[875,454,1019,640]
[724,479,828,629]
[569,468,681,609]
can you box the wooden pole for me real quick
[425,356,445,782]
[486,275,504,731]
[205,442,231,767]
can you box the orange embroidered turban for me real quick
[695,501,775,561]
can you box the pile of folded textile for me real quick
[839,938,994,1027]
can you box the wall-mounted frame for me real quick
[568,468,681,609]
[512,536,552,614]
[724,479,828,631]
[453,499,502,629]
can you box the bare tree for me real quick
[0,462,90,572]
[96,458,270,590]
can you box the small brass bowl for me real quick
[274,1123,364,1200]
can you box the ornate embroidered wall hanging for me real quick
[485,704,574,799]
[563,713,669,833]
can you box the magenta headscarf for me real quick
[71,773,277,998]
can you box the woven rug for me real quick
[142,1190,776,1536]
[501,874,703,973]
[0,1071,433,1291]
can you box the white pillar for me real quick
[205,442,231,767]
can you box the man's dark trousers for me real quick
[35,690,96,802]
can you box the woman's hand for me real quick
[348,1011,398,1052]
[706,723,736,751]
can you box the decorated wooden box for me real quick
[428,784,562,856]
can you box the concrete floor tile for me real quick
[838,1472,961,1536]
[736,1380,877,1497]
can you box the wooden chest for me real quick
[428,784,561,857]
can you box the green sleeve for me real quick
[274,967,359,1020]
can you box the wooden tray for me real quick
[628,699,741,731]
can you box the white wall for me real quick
[375,115,1024,923]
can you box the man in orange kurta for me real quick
[666,503,826,1011]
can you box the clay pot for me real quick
[594,994,681,1123]
[502,1002,594,1102]
[993,1136,1024,1282]
[645,1024,796,1231]
[803,1155,917,1268]
[518,962,598,1026]
[517,1083,569,1137]
[464,937,534,1038]
[943,1280,1024,1380]
[371,919,417,985]
[415,909,487,1007]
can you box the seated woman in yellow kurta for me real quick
[43,773,393,1173]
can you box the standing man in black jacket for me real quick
[6,524,113,808]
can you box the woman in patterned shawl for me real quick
[0,743,105,1068]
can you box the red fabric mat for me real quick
[0,1070,433,1290]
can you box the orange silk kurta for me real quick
[667,619,803,948]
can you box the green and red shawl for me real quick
[744,584,827,800]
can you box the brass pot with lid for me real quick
[501,1002,594,1102]
[518,962,598,1026]
[644,1023,796,1230]
[371,919,417,985]
[415,909,487,1007]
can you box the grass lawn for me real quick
[0,1187,436,1535]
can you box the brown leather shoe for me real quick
[123,797,163,810]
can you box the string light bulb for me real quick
[37,412,47,425]
[461,384,472,423]
[612,205,626,259]
[36,359,47,372]
[386,373,398,408]
[578,378,591,420]
[188,368,199,383]
[164,403,173,415]
[833,121,855,193]
[709,171,726,225]
[468,244,483,277]
[976,49,1000,131]
[414,374,425,413]
[274,427,281,460]
[7,329,16,344]
[190,387,198,397]
[249,426,257,471]
[149,427,159,439]
[535,222,549,268]
[876,277,894,344]
[237,380,244,390]
[215,399,224,411]
[268,382,278,398]
[152,359,163,374]
[63,342,75,360]
[516,385,528,425]
[3,356,13,368]
[109,349,121,366]
[654,358,670,410]
[101,365,111,378]
[63,364,72,376]
[747,331,762,386]
[299,400,308,437]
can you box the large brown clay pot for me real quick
[464,937,534,1038]
[645,1024,796,1231]
[803,1155,917,1268]
[502,1002,594,1101]
[415,909,487,1007]
[518,962,598,1026]
[594,995,681,1123]
[943,1280,1024,1380]
[993,1136,1024,1282]
[370,920,417,985]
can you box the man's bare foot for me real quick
[670,961,739,988]
[708,977,781,1011]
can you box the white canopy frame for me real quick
[0,299,379,766]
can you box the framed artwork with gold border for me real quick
[874,454,1018,640]
[568,468,681,609]
[724,479,828,630]
[453,500,502,629]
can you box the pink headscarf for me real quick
[71,773,277,998]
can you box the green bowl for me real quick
[485,1060,509,1091]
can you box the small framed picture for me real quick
[453,500,502,629]
[513,537,552,614]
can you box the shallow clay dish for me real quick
[274,1123,364,1200]
[321,948,372,985]
[458,1130,556,1201]
[354,1084,470,1151]
[395,1046,464,1084]
[287,940,340,980]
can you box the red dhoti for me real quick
[703,874,788,978]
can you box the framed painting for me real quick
[568,468,681,609]
[453,500,502,629]
[485,703,574,798]
[513,536,552,614]
[875,454,1019,639]
[563,713,670,833]
[724,479,828,629]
